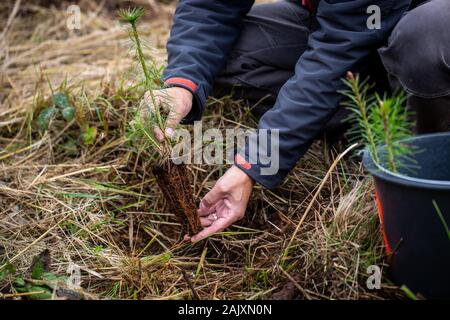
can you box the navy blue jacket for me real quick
[163,0,412,189]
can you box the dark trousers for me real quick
[213,0,450,136]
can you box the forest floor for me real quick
[0,0,405,300]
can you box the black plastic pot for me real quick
[363,132,450,299]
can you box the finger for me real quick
[197,208,210,217]
[200,217,213,227]
[222,199,245,223]
[165,107,185,133]
[153,126,164,142]
[198,199,222,217]
[154,89,170,107]
[199,186,226,215]
[190,218,230,243]
[183,234,191,242]
[164,127,175,140]
[138,91,150,117]
[215,201,228,218]
[141,92,161,119]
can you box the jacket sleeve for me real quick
[162,0,254,123]
[235,0,411,189]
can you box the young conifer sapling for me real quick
[120,7,201,235]
[342,72,416,173]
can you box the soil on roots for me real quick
[152,161,202,235]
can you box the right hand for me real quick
[139,87,193,141]
[184,165,254,243]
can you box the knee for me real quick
[380,0,450,98]
[391,0,448,56]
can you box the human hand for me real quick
[185,165,254,243]
[139,87,193,141]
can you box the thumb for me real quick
[190,218,229,243]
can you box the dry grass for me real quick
[0,0,404,300]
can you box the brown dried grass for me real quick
[0,0,403,300]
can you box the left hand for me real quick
[184,165,254,242]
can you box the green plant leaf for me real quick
[401,285,418,300]
[53,92,71,109]
[37,107,58,130]
[14,286,28,293]
[161,253,171,263]
[93,245,104,254]
[27,285,52,300]
[81,126,97,145]
[61,106,75,122]
[13,276,26,287]
[42,272,67,282]
[30,249,51,280]
[0,262,15,281]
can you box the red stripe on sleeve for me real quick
[301,0,315,12]
[164,77,198,92]
[235,154,252,170]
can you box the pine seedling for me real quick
[119,7,174,162]
[370,93,415,172]
[341,72,380,163]
[342,72,416,173]
[119,7,158,87]
[119,8,202,234]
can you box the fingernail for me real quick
[165,128,174,137]
[199,201,205,209]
